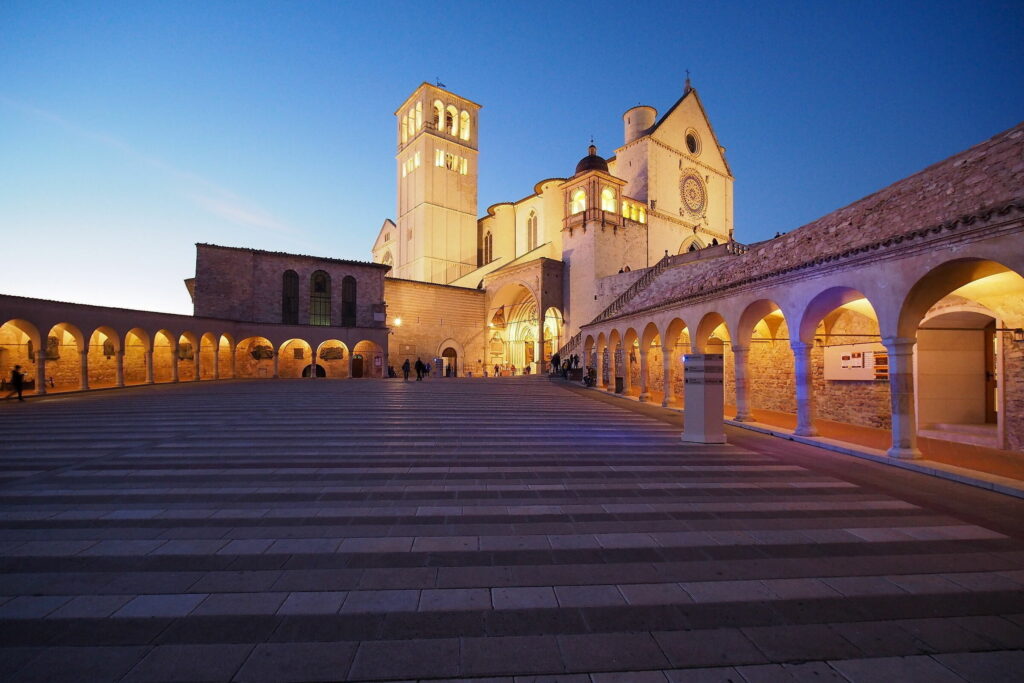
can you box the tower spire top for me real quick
[684,69,692,94]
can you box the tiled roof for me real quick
[613,122,1024,319]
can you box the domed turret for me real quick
[623,105,656,144]
[575,144,609,175]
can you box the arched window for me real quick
[415,101,423,130]
[459,110,470,140]
[600,187,616,213]
[571,189,587,214]
[309,270,332,326]
[446,105,458,135]
[630,203,639,221]
[527,211,538,251]
[622,201,630,218]
[341,275,357,327]
[483,231,493,264]
[433,100,443,129]
[638,207,646,223]
[282,270,299,324]
[400,117,408,145]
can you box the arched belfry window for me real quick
[282,270,299,325]
[601,187,616,213]
[341,275,357,327]
[483,231,493,264]
[433,100,443,130]
[415,101,423,130]
[527,211,538,251]
[571,189,587,214]
[446,105,458,136]
[459,110,470,140]
[309,270,332,326]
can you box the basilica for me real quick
[375,80,735,378]
[1,79,1022,466]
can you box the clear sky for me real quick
[2,0,1022,315]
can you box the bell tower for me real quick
[392,83,481,284]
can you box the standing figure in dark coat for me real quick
[4,365,25,401]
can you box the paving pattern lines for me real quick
[0,377,1022,682]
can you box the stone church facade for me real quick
[1,80,1022,461]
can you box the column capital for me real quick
[730,344,749,354]
[882,336,917,353]
[789,341,815,353]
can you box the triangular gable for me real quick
[648,88,732,177]
[372,219,397,253]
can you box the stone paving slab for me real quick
[1,378,1023,681]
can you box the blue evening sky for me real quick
[2,0,1022,314]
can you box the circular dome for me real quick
[575,144,609,175]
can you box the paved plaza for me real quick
[1,378,1023,682]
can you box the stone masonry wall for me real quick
[385,279,486,375]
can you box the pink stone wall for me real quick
[194,244,387,327]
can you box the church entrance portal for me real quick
[352,354,364,378]
[301,363,326,378]
[442,347,457,376]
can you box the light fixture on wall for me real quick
[1013,328,1024,343]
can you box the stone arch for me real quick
[902,258,1024,451]
[543,307,564,368]
[44,322,85,391]
[1,319,41,395]
[796,287,888,437]
[693,312,729,353]
[736,299,796,419]
[278,339,313,378]
[124,327,150,385]
[679,236,706,253]
[218,333,235,379]
[798,286,877,345]
[639,321,662,402]
[437,338,465,377]
[87,326,120,388]
[199,332,219,380]
[897,258,1022,339]
[352,340,384,378]
[177,332,199,382]
[488,281,541,371]
[583,334,595,376]
[235,336,274,379]
[315,339,349,378]
[152,330,177,383]
[662,317,690,407]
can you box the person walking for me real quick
[414,358,424,381]
[402,359,411,381]
[4,365,25,401]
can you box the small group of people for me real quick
[550,353,581,379]
[401,358,431,381]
